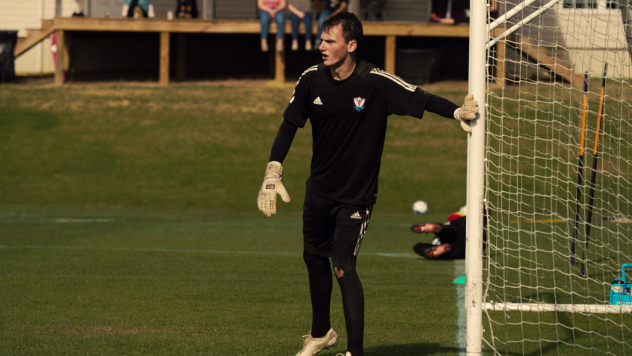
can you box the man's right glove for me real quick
[454,94,478,133]
[257,161,291,217]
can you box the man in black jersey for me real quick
[256,12,478,356]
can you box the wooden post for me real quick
[496,29,506,87]
[385,35,396,74]
[275,49,285,83]
[54,30,64,85]
[496,39,506,87]
[176,33,186,81]
[63,32,70,72]
[159,32,170,86]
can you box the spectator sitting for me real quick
[122,0,155,18]
[488,0,498,21]
[175,0,199,18]
[431,0,468,24]
[314,0,348,48]
[258,0,287,52]
[288,0,314,51]
[431,0,497,25]
[360,0,387,21]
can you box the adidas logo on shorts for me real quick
[350,212,362,219]
[313,97,323,105]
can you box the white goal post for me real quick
[465,0,488,355]
[466,0,632,355]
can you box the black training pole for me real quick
[572,72,589,266]
[581,63,608,278]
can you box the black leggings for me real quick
[303,250,365,356]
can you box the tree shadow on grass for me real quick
[365,343,463,355]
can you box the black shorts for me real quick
[303,187,373,257]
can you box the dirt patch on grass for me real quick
[80,88,157,98]
[6,80,468,118]
[13,76,467,92]
[107,100,131,108]
[33,86,288,117]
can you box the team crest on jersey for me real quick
[353,97,366,112]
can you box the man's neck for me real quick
[329,56,357,81]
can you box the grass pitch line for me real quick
[0,216,116,223]
[0,244,420,259]
[454,260,467,356]
[51,218,115,223]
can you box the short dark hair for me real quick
[321,12,364,45]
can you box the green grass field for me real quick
[6,79,630,355]
[0,81,471,355]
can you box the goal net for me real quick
[480,0,632,354]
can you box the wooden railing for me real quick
[16,17,471,85]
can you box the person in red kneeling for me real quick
[411,213,487,259]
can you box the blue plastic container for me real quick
[610,263,632,305]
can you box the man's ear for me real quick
[347,40,358,53]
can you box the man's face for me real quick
[319,25,355,67]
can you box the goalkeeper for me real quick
[256,11,478,356]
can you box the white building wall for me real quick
[502,0,631,79]
[555,5,630,78]
[566,49,632,78]
[0,0,42,35]
[2,0,82,74]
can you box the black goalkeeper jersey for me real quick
[271,61,458,206]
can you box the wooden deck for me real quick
[515,35,584,86]
[16,17,472,85]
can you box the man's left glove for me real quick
[257,161,291,217]
[454,94,479,133]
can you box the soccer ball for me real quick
[412,200,428,215]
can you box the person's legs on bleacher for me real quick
[315,9,334,49]
[302,12,313,50]
[290,12,300,50]
[274,10,286,52]
[259,10,272,52]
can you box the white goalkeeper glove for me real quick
[454,94,478,133]
[257,161,291,217]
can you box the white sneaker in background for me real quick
[295,328,337,356]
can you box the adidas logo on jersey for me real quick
[313,97,323,105]
[350,212,362,219]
